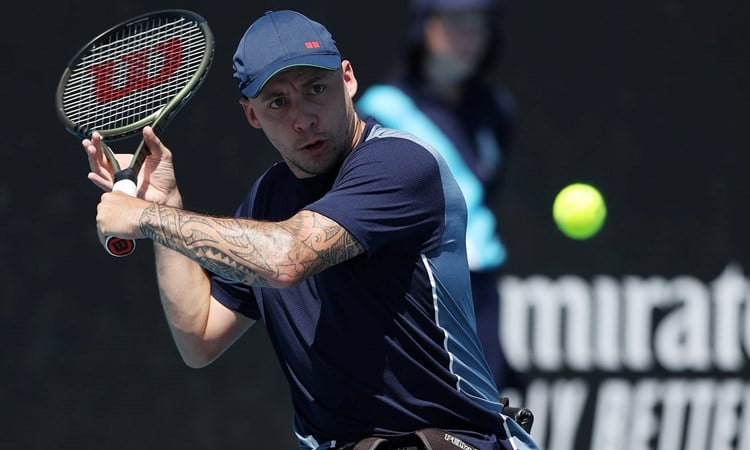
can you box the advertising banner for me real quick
[502,265,750,450]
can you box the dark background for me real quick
[3,0,749,448]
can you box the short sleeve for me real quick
[305,136,445,257]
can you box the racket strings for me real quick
[62,16,209,137]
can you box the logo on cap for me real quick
[305,41,321,49]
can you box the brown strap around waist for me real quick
[351,437,390,450]
[348,428,477,450]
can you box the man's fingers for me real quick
[142,126,164,155]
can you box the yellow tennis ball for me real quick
[553,183,607,240]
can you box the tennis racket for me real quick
[55,9,214,257]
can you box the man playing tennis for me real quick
[84,9,539,450]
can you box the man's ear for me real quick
[341,60,358,98]
[239,98,262,129]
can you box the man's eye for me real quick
[270,98,285,109]
[310,84,325,95]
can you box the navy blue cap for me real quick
[233,10,342,98]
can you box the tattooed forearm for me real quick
[285,213,362,267]
[139,205,363,287]
[140,204,275,285]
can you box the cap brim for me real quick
[241,54,341,98]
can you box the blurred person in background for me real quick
[357,0,524,393]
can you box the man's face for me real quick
[240,61,360,178]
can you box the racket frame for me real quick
[55,9,214,256]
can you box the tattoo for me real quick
[140,205,363,287]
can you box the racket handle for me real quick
[104,169,137,257]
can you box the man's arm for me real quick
[142,205,362,367]
[85,129,273,367]
[153,241,254,368]
[140,204,365,288]
[86,128,364,366]
[134,188,255,369]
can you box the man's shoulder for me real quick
[353,122,441,171]
[363,122,420,144]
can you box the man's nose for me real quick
[292,102,317,132]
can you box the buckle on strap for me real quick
[499,397,534,434]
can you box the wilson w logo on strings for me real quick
[88,39,183,103]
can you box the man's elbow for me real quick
[261,261,308,288]
[183,357,212,369]
[178,347,220,369]
[268,274,305,289]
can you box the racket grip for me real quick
[104,169,137,257]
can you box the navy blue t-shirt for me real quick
[211,121,504,448]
